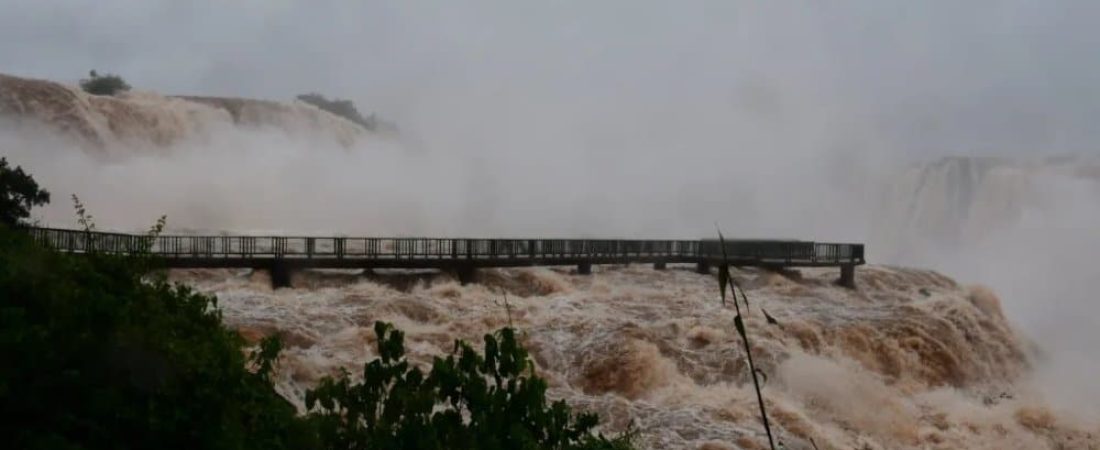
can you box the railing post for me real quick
[270,261,292,289]
[274,237,286,259]
[696,259,710,274]
[455,264,476,285]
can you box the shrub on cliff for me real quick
[80,70,131,96]
[296,93,377,130]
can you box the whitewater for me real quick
[171,264,1095,449]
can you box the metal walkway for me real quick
[28,227,865,287]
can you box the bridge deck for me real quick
[28,227,865,286]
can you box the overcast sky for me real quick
[3,0,1099,159]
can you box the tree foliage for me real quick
[80,70,131,96]
[0,226,313,449]
[297,93,378,131]
[307,322,635,450]
[0,157,50,226]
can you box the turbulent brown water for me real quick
[174,265,1099,450]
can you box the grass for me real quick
[716,226,777,450]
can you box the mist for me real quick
[3,0,1100,422]
[932,173,1100,419]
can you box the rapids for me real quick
[173,264,1098,449]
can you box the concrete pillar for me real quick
[577,263,592,275]
[270,262,292,289]
[695,260,711,274]
[654,261,667,270]
[456,265,477,285]
[838,264,855,288]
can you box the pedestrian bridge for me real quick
[28,227,865,288]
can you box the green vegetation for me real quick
[0,221,312,449]
[0,161,633,449]
[0,157,50,226]
[716,228,777,450]
[80,70,131,96]
[308,322,635,450]
[296,93,379,131]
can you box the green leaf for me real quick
[734,314,746,338]
[754,368,768,386]
[762,308,780,327]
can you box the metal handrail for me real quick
[26,227,864,265]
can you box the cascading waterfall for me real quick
[171,265,1097,449]
[0,73,367,152]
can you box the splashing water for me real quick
[173,265,1097,450]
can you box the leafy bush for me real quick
[0,157,50,226]
[296,93,377,130]
[80,70,131,96]
[307,322,635,450]
[0,231,303,448]
[0,225,314,449]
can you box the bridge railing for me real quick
[696,239,864,264]
[27,227,863,265]
[27,228,703,260]
[28,227,152,255]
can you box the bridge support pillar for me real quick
[838,264,855,289]
[270,262,292,289]
[577,263,592,275]
[695,260,711,274]
[654,261,667,270]
[455,265,477,285]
